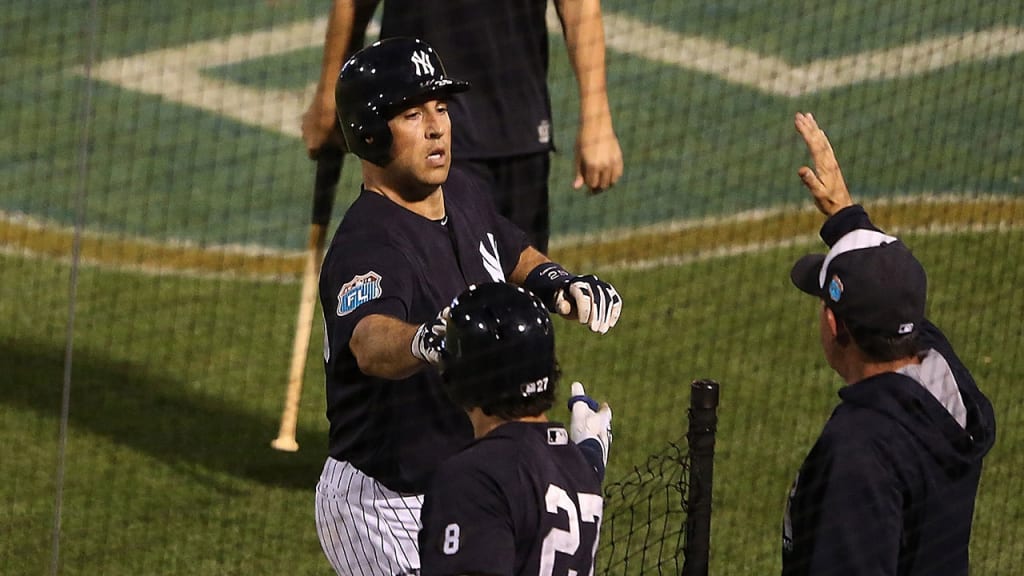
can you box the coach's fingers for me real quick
[795,113,828,157]
[798,117,842,187]
[798,165,831,215]
[795,113,833,165]
[795,113,852,216]
[798,165,825,193]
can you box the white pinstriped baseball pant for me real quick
[315,457,423,576]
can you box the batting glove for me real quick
[568,381,613,481]
[553,275,623,334]
[523,263,623,333]
[411,306,449,369]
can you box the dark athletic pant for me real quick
[457,152,551,254]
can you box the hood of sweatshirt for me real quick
[838,349,996,477]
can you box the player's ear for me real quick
[823,305,850,347]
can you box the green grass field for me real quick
[3,229,1022,574]
[2,0,1024,574]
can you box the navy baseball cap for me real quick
[790,229,927,336]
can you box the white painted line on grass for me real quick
[82,12,1024,138]
[597,14,1024,97]
[87,18,379,137]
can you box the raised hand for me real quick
[568,381,613,480]
[794,112,853,216]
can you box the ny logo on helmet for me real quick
[410,51,435,76]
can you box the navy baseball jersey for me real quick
[319,168,530,494]
[380,0,553,159]
[419,422,604,576]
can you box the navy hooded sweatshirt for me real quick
[782,206,997,576]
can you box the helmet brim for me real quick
[385,78,471,117]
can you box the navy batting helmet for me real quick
[442,283,557,413]
[335,37,470,166]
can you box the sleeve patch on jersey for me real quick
[337,271,383,316]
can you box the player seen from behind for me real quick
[419,282,612,575]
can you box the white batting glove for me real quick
[568,381,613,480]
[553,275,623,334]
[411,306,449,369]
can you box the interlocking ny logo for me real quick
[411,50,435,76]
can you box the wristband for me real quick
[523,262,572,311]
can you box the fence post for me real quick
[683,379,720,576]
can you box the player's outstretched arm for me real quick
[350,308,448,379]
[556,0,623,194]
[794,112,853,216]
[512,247,623,334]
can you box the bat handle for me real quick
[312,148,343,226]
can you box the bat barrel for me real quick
[271,151,343,453]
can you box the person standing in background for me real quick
[302,0,624,253]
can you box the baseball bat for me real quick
[271,146,343,452]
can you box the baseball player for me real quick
[302,0,624,252]
[315,38,623,576]
[782,112,996,575]
[419,282,612,576]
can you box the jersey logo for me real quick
[337,272,382,316]
[547,427,569,446]
[537,119,551,144]
[479,233,505,282]
[411,50,435,76]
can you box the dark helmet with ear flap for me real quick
[442,283,556,410]
[334,37,470,167]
